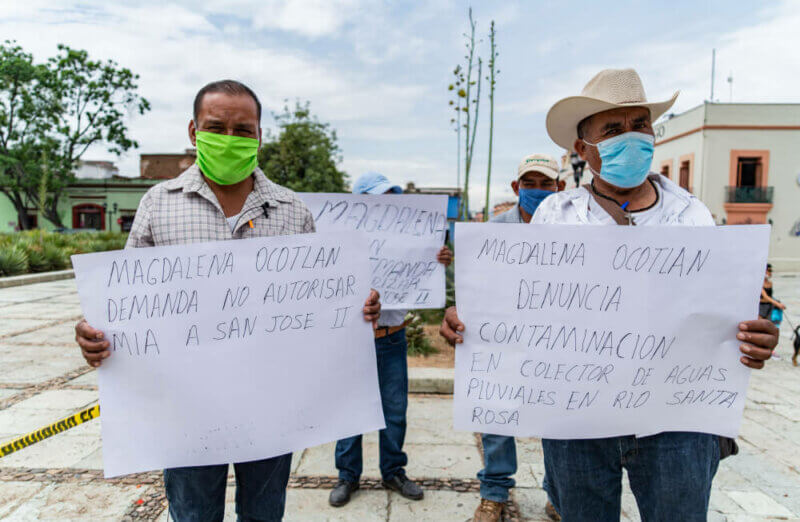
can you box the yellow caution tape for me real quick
[0,404,99,459]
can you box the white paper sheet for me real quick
[300,193,448,309]
[453,223,770,439]
[72,232,385,477]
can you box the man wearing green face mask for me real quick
[74,80,382,522]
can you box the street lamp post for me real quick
[103,202,118,231]
[570,152,586,187]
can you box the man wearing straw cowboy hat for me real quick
[440,68,779,520]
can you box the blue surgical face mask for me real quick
[583,131,655,189]
[518,188,554,215]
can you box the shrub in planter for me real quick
[19,240,69,272]
[0,245,30,276]
[0,231,129,276]
[405,312,438,357]
[20,241,48,272]
[42,243,70,270]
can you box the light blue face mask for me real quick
[584,131,655,189]
[518,188,554,215]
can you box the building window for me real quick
[72,203,105,230]
[119,214,135,232]
[726,150,772,205]
[678,161,689,190]
[18,212,38,229]
[736,157,763,187]
[728,150,770,189]
[673,153,694,193]
[658,160,673,181]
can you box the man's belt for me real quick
[374,321,409,339]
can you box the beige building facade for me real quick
[652,103,800,270]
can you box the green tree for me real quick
[258,101,349,193]
[0,41,150,228]
[0,42,57,229]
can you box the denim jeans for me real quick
[163,453,292,522]
[335,328,409,482]
[478,434,517,502]
[543,432,719,521]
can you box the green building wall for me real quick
[0,177,158,233]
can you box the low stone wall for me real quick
[0,269,75,289]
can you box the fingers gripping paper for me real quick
[300,194,449,310]
[453,224,770,439]
[72,232,385,477]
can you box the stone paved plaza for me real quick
[0,274,799,521]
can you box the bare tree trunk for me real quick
[483,21,497,222]
[461,8,478,221]
[464,58,481,221]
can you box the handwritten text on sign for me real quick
[300,193,448,309]
[72,232,384,478]
[453,224,770,439]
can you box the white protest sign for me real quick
[454,223,770,439]
[300,193,448,309]
[72,232,384,477]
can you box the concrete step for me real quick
[0,269,75,289]
[409,367,453,394]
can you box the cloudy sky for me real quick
[2,0,799,209]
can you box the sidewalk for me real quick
[0,275,799,521]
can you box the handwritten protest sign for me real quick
[453,223,770,439]
[72,232,384,477]
[300,193,448,309]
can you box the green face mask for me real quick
[195,130,259,185]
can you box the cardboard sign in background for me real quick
[301,193,448,310]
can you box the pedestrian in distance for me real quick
[760,264,786,360]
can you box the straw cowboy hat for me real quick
[545,68,679,150]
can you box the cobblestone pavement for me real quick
[0,275,798,521]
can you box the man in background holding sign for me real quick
[473,154,564,522]
[328,172,453,507]
[74,80,381,522]
[441,68,778,521]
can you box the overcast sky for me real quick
[2,0,799,209]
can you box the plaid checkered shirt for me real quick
[126,164,315,248]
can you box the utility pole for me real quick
[710,48,716,102]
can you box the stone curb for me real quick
[0,269,75,289]
[408,367,454,394]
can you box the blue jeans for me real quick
[163,454,292,522]
[478,434,517,502]
[543,432,719,521]
[335,328,409,482]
